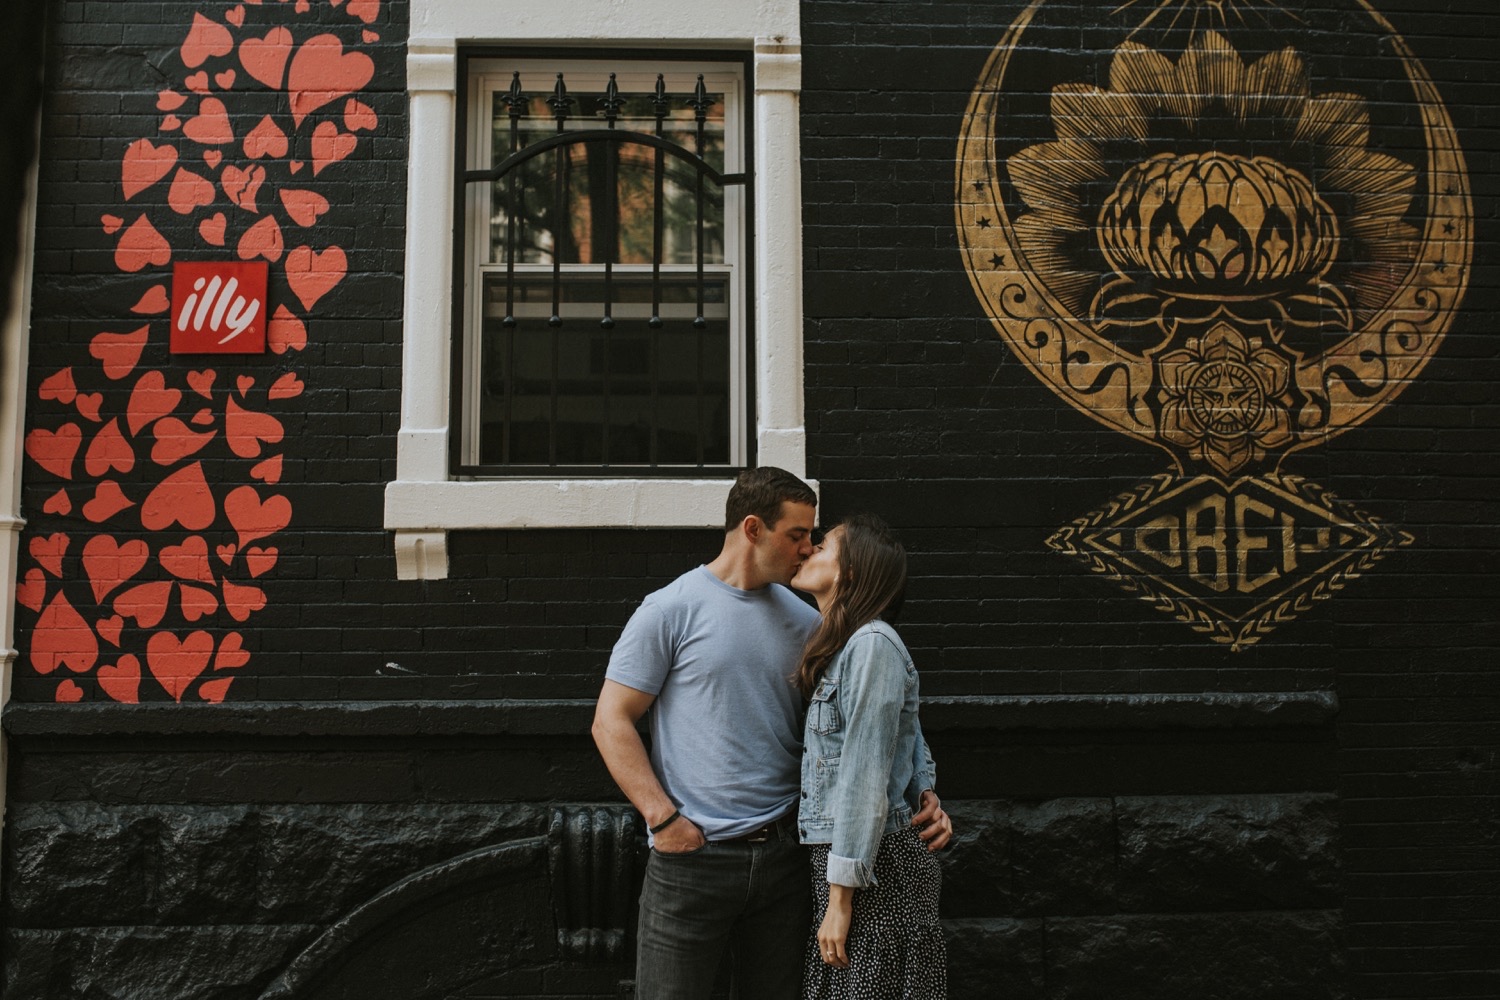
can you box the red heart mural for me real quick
[31,592,99,675]
[158,89,186,112]
[131,285,171,314]
[215,69,237,90]
[25,423,81,479]
[198,677,235,703]
[146,630,214,702]
[237,214,284,262]
[168,168,217,215]
[268,372,304,399]
[96,615,125,646]
[203,149,223,170]
[224,485,291,548]
[226,398,284,458]
[127,371,183,436]
[183,97,234,146]
[226,5,246,29]
[311,122,357,176]
[179,585,221,622]
[346,0,380,25]
[222,164,266,212]
[83,480,135,523]
[343,98,377,132]
[89,326,149,380]
[28,532,69,578]
[214,632,251,670]
[115,215,172,272]
[285,245,346,310]
[43,490,72,515]
[76,393,104,422]
[279,189,329,227]
[267,306,307,354]
[223,580,268,622]
[98,654,142,703]
[187,370,217,398]
[38,368,77,404]
[56,679,86,703]
[199,212,228,246]
[85,418,135,477]
[82,534,150,603]
[250,454,283,484]
[240,26,293,90]
[114,580,174,629]
[244,115,290,160]
[122,139,178,200]
[160,535,216,584]
[16,568,46,612]
[287,34,374,127]
[141,461,217,531]
[180,13,234,69]
[151,417,216,465]
[245,546,279,578]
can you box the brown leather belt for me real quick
[715,811,796,845]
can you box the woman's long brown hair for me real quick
[794,513,907,698]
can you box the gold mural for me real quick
[956,0,1472,649]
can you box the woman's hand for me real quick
[912,789,954,851]
[817,884,855,967]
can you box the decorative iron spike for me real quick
[503,72,525,119]
[688,74,712,122]
[547,72,573,125]
[652,74,670,125]
[601,73,625,126]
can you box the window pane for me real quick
[476,273,732,468]
[489,89,726,267]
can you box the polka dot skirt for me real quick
[803,827,947,1000]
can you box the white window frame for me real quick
[386,2,807,580]
[459,57,747,473]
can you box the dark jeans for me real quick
[636,824,811,1000]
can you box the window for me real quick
[456,55,750,475]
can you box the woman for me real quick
[791,513,947,1000]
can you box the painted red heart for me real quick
[285,245,346,310]
[31,592,98,675]
[101,215,124,234]
[215,631,250,670]
[215,68,237,90]
[346,0,379,25]
[279,188,329,227]
[162,114,183,131]
[152,417,216,465]
[226,4,246,28]
[184,97,234,146]
[198,677,236,702]
[147,629,214,702]
[158,89,187,112]
[239,26,293,89]
[287,34,375,127]
[75,393,104,422]
[98,654,141,703]
[191,408,214,426]
[181,13,234,68]
[28,532,69,578]
[179,585,220,622]
[114,581,174,629]
[186,71,211,95]
[295,0,310,13]
[85,418,135,477]
[268,373,304,399]
[289,160,303,174]
[199,212,228,246]
[236,375,254,395]
[250,454,283,484]
[226,398,284,458]
[203,149,223,169]
[160,535,216,584]
[243,114,289,160]
[224,485,291,548]
[122,139,178,200]
[217,542,237,565]
[361,29,379,44]
[267,306,306,353]
[343,97,376,132]
[83,481,135,523]
[223,580,268,622]
[127,370,183,436]
[55,680,85,703]
[38,368,77,404]
[96,615,125,646]
[43,490,72,515]
[90,326,149,380]
[141,461,217,531]
[221,164,266,212]
[82,534,150,603]
[310,121,357,176]
[237,213,283,262]
[115,215,172,272]
[187,370,216,398]
[131,285,171,314]
[16,568,46,612]
[168,168,216,215]
[24,424,81,480]
[245,545,279,578]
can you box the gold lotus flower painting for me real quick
[956,0,1471,649]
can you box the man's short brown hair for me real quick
[724,467,817,532]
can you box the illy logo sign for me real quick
[170,261,269,354]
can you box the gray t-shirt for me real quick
[606,566,820,841]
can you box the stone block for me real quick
[154,807,260,924]
[941,918,1045,999]
[3,803,151,926]
[1045,910,1348,1000]
[1115,793,1340,912]
[938,801,1015,917]
[1009,798,1119,915]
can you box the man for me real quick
[592,467,951,999]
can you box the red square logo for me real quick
[170,261,269,354]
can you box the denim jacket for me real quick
[798,620,937,887]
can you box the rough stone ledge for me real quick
[2,692,1337,740]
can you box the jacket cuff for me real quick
[826,852,878,889]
